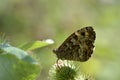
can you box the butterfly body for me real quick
[53,26,96,62]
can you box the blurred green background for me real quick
[0,0,120,80]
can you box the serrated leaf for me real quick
[20,39,54,51]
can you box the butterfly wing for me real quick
[53,26,96,61]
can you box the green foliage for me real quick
[0,37,54,80]
[20,39,54,51]
[0,42,41,80]
[0,43,36,64]
[0,34,54,80]
[1,0,120,80]
[0,54,40,80]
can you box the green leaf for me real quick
[0,43,37,64]
[20,39,54,51]
[0,43,41,80]
[0,53,40,80]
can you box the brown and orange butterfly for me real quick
[53,26,96,62]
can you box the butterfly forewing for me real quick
[53,26,96,62]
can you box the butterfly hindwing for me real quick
[53,26,96,62]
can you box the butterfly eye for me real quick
[81,32,85,36]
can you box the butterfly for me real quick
[53,26,96,62]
